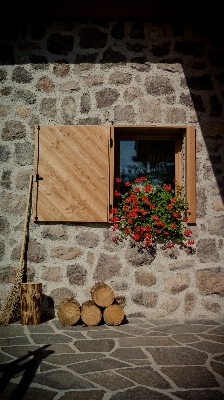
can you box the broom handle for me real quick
[19,174,33,272]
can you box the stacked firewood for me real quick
[57,282,125,327]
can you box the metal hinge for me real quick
[36,174,43,181]
[110,138,113,148]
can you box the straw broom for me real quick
[0,174,33,326]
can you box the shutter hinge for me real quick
[36,174,43,181]
[110,138,113,148]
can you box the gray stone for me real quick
[174,41,204,57]
[111,348,147,360]
[83,74,104,87]
[29,54,48,69]
[165,274,189,294]
[125,245,156,266]
[132,292,158,308]
[41,225,67,240]
[69,357,130,374]
[0,44,14,64]
[40,98,56,117]
[111,22,125,39]
[126,42,146,52]
[79,28,107,48]
[190,340,224,354]
[62,96,76,123]
[1,192,26,214]
[49,288,76,306]
[195,268,224,296]
[209,216,224,236]
[147,347,207,365]
[114,105,135,123]
[0,104,11,116]
[53,60,70,76]
[96,88,119,108]
[135,271,156,287]
[196,239,219,263]
[0,145,10,162]
[161,366,218,388]
[12,238,45,263]
[67,264,87,285]
[139,100,161,123]
[118,366,171,388]
[51,246,81,260]
[94,254,122,281]
[30,333,72,345]
[0,336,30,346]
[210,95,222,117]
[16,106,31,117]
[47,34,74,55]
[161,298,180,313]
[129,22,145,39]
[124,87,142,102]
[191,94,205,112]
[85,370,133,390]
[14,89,36,105]
[184,292,196,313]
[196,187,207,218]
[0,68,7,81]
[15,171,30,190]
[59,391,105,400]
[14,142,34,165]
[165,108,186,123]
[186,75,213,90]
[59,81,80,91]
[2,121,26,141]
[78,117,101,125]
[211,361,224,377]
[202,122,224,137]
[37,76,54,92]
[173,390,224,400]
[80,92,91,113]
[108,72,132,84]
[151,42,171,57]
[0,242,5,261]
[74,339,115,353]
[169,260,193,271]
[0,265,18,283]
[110,387,171,400]
[1,170,11,189]
[12,66,33,83]
[1,382,56,400]
[0,87,12,96]
[171,334,200,343]
[32,370,94,389]
[101,47,127,63]
[202,300,221,313]
[158,63,183,73]
[76,232,100,248]
[41,267,62,282]
[0,216,9,234]
[145,75,174,95]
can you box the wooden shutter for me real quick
[33,125,111,222]
[185,126,196,224]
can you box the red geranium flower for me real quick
[172,212,179,218]
[116,177,122,182]
[164,184,171,190]
[144,184,151,193]
[187,240,195,245]
[125,181,131,186]
[114,190,121,196]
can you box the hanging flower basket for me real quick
[110,177,194,250]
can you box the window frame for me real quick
[110,125,196,224]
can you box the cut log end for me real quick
[57,298,81,326]
[103,304,124,326]
[81,300,102,326]
[90,282,115,307]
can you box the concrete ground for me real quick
[0,317,224,400]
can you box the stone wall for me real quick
[0,21,224,319]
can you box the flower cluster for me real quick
[110,177,194,249]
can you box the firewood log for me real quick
[103,304,124,326]
[20,282,42,325]
[81,300,102,326]
[57,298,80,326]
[90,282,115,307]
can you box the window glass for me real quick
[120,140,175,193]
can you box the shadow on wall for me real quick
[0,20,224,207]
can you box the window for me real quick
[34,125,196,223]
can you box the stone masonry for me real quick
[0,22,224,318]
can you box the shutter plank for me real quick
[34,125,110,222]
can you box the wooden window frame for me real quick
[110,125,196,224]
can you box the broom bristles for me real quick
[0,268,24,326]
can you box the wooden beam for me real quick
[185,126,196,223]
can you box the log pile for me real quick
[57,282,125,327]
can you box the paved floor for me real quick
[0,318,224,400]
